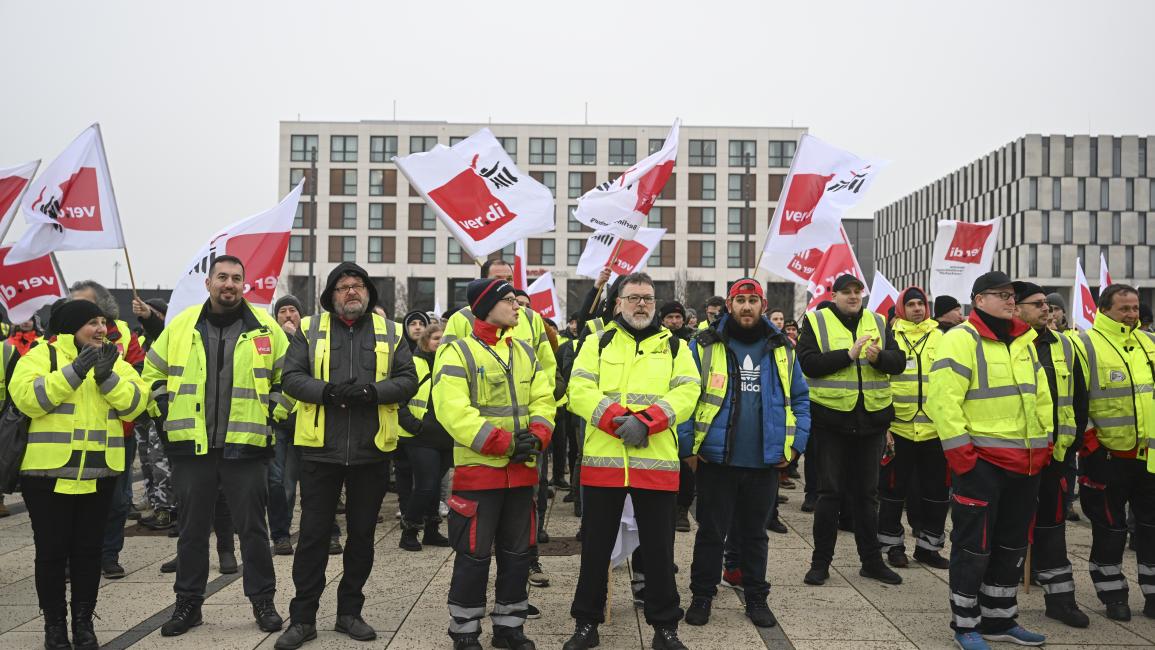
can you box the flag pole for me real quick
[586,237,624,316]
[92,123,139,299]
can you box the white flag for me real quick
[761,135,887,282]
[9,125,126,263]
[575,227,666,284]
[804,227,868,311]
[1100,251,1113,287]
[928,218,1001,305]
[866,271,900,317]
[0,247,67,324]
[573,120,679,239]
[0,160,40,242]
[1072,257,1097,332]
[513,239,528,290]
[395,129,554,259]
[166,182,304,323]
[526,272,561,321]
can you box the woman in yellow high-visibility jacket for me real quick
[11,300,147,650]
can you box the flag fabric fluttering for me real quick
[928,218,1001,305]
[805,227,868,310]
[1100,251,1113,288]
[1072,257,1097,331]
[0,246,67,324]
[0,160,40,242]
[526,272,561,320]
[575,227,666,283]
[866,271,900,317]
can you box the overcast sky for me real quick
[1,0,1150,289]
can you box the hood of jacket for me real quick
[320,262,378,314]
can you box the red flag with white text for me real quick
[0,246,67,323]
[805,227,867,310]
[527,272,561,320]
[0,160,40,242]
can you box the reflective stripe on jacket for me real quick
[890,318,942,441]
[804,309,893,412]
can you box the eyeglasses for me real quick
[1018,300,1050,311]
[499,296,519,305]
[335,283,366,294]
[621,295,656,305]
[980,291,1016,302]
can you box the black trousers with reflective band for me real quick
[1032,453,1077,603]
[877,435,949,553]
[1078,448,1155,605]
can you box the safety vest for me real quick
[293,313,402,452]
[143,302,287,456]
[431,330,555,490]
[0,332,39,403]
[927,319,1052,476]
[890,318,942,441]
[405,354,431,437]
[568,327,701,491]
[11,335,147,494]
[1045,331,1079,461]
[803,309,892,412]
[690,335,796,457]
[1072,311,1155,464]
[443,305,556,395]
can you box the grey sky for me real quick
[1,0,1150,289]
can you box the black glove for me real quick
[93,342,118,385]
[346,384,377,406]
[613,415,650,448]
[509,430,536,464]
[322,383,342,407]
[69,345,100,380]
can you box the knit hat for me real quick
[1045,292,1067,312]
[273,295,303,317]
[1012,281,1046,303]
[934,295,961,318]
[467,278,514,320]
[658,301,686,319]
[403,309,431,334]
[895,286,930,321]
[52,299,105,337]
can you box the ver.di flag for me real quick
[395,129,554,259]
[166,181,304,323]
[527,272,561,320]
[1072,257,1096,331]
[928,218,1000,305]
[513,239,528,290]
[866,271,900,317]
[0,160,40,242]
[8,125,126,263]
[1100,251,1113,288]
[805,227,867,310]
[575,227,666,283]
[573,119,679,239]
[0,246,67,323]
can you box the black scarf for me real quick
[976,308,1013,343]
[723,314,769,344]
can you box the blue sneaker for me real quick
[982,625,1045,646]
[954,631,990,650]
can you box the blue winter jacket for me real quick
[676,315,811,465]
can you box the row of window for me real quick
[288,235,756,268]
[1025,244,1148,279]
[1042,136,1144,178]
[1026,177,1155,212]
[290,134,798,168]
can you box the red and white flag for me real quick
[575,227,666,284]
[805,227,867,311]
[573,120,679,239]
[928,218,1001,305]
[527,272,561,320]
[866,271,900,317]
[395,129,554,259]
[1072,257,1097,331]
[0,246,67,324]
[8,125,126,264]
[761,135,886,283]
[166,181,304,323]
[513,239,528,290]
[1100,251,1113,288]
[0,160,40,242]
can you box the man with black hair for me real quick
[698,296,727,330]
[934,295,964,333]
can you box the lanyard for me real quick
[471,334,511,375]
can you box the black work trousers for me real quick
[402,446,452,525]
[877,435,949,553]
[811,427,886,567]
[288,460,387,623]
[690,463,777,602]
[1079,448,1155,606]
[1033,453,1077,604]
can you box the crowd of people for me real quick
[2,256,1155,650]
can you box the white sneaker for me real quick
[439,501,449,518]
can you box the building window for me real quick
[1051,178,1060,210]
[1089,213,1099,244]
[768,174,786,200]
[767,140,796,167]
[689,173,716,200]
[1113,213,1122,244]
[728,207,753,234]
[648,139,664,155]
[370,136,397,163]
[448,238,470,265]
[1064,212,1073,244]
[291,135,318,162]
[529,170,556,197]
[1141,139,1148,175]
[689,241,715,267]
[567,239,584,265]
[1126,246,1135,277]
[1140,213,1148,245]
[689,207,715,234]
[293,202,315,229]
[409,237,436,264]
[368,203,395,229]
[1127,178,1135,210]
[288,235,313,262]
[1052,246,1062,277]
[498,137,517,162]
[608,139,637,166]
[1077,178,1085,210]
[1028,244,1037,276]
[369,170,386,196]
[528,238,555,265]
[689,140,716,166]
[1028,178,1037,209]
[410,136,437,154]
[648,206,675,232]
[330,169,357,196]
[1112,137,1122,176]
[329,236,356,262]
[409,204,435,230]
[1040,137,1050,176]
[728,140,756,167]
[407,277,435,311]
[567,208,592,233]
[329,203,356,229]
[1101,178,1110,210]
[650,241,674,267]
[1090,138,1099,175]
[368,236,395,263]
[449,136,466,146]
[330,136,358,163]
[1078,245,1086,265]
[728,174,755,201]
[1064,136,1074,176]
[569,138,596,165]
[568,171,594,199]
[727,241,754,269]
[529,138,556,164]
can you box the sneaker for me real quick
[160,557,177,573]
[551,477,571,490]
[538,527,550,543]
[766,517,788,534]
[886,546,909,568]
[651,626,688,650]
[562,491,576,503]
[328,538,343,555]
[450,632,483,650]
[562,622,599,650]
[1045,600,1090,628]
[1105,601,1131,621]
[954,631,990,650]
[912,547,950,569]
[141,509,174,530]
[273,538,294,555]
[779,477,796,490]
[335,614,376,641]
[675,507,691,533]
[218,551,238,574]
[788,467,801,479]
[399,527,422,552]
[982,625,1045,646]
[800,494,817,513]
[491,625,535,649]
[528,561,550,588]
[440,501,450,517]
[803,564,829,586]
[251,598,283,632]
[683,597,711,625]
[102,560,126,579]
[1065,509,1081,522]
[860,560,902,585]
[160,597,203,637]
[721,567,743,588]
[525,603,541,620]
[423,522,451,547]
[274,622,317,650]
[744,599,777,628]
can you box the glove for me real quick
[346,384,377,406]
[70,345,100,379]
[322,383,343,407]
[613,415,650,448]
[93,342,118,385]
[509,430,536,463]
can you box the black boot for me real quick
[399,520,422,552]
[563,621,599,650]
[1044,596,1090,628]
[161,596,203,636]
[70,602,99,650]
[42,606,70,650]
[492,624,536,649]
[450,631,483,650]
[422,517,450,547]
[651,625,687,650]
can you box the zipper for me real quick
[346,322,354,466]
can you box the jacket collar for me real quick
[892,317,938,335]
[1092,311,1137,344]
[471,318,506,346]
[967,309,1030,341]
[197,300,263,332]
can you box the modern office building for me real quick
[875,135,1155,305]
[278,120,816,318]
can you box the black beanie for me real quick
[659,301,686,319]
[52,299,105,337]
[273,295,304,316]
[467,279,514,320]
[934,295,961,318]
